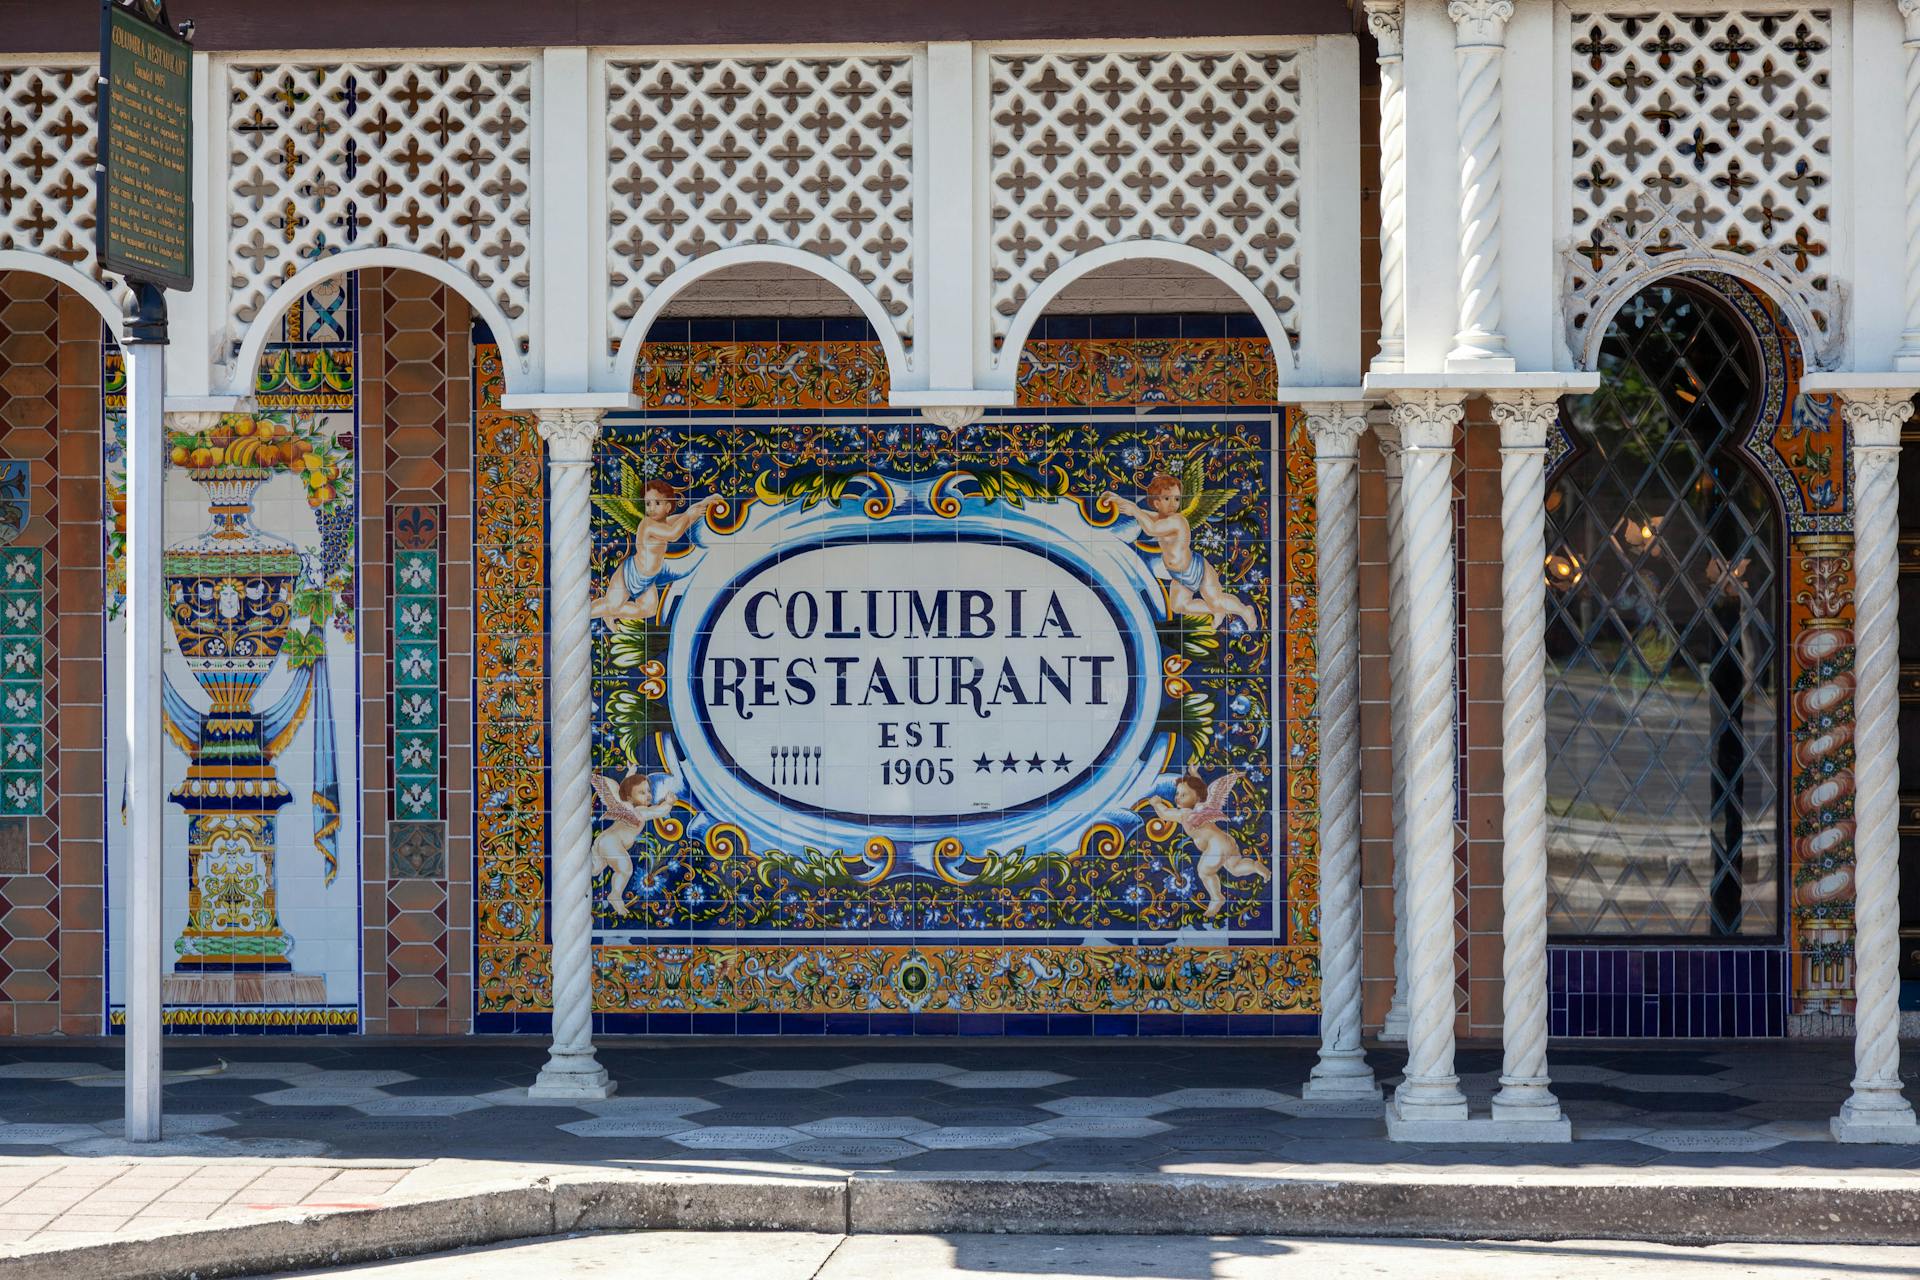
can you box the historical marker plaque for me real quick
[97,2,193,290]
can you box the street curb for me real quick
[848,1171,1920,1244]
[7,1170,1920,1278]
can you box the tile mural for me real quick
[476,334,1321,1031]
[104,284,363,1033]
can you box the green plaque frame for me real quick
[96,0,194,291]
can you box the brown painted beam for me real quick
[12,0,1352,54]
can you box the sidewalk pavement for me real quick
[0,1038,1918,1277]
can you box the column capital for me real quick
[1901,0,1920,42]
[1363,0,1404,57]
[1371,406,1404,473]
[1486,390,1561,451]
[1303,401,1371,459]
[1835,388,1919,449]
[536,408,604,463]
[1386,392,1464,451]
[1448,0,1514,46]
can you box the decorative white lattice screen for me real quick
[986,51,1303,353]
[604,56,915,350]
[0,67,100,278]
[226,61,535,358]
[1566,10,1834,359]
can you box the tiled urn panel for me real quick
[476,322,1323,1035]
[104,278,365,1032]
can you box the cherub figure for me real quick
[589,768,680,913]
[1101,461,1258,629]
[1143,769,1270,920]
[591,479,722,622]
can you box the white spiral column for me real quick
[1445,0,1516,369]
[1376,414,1411,1042]
[1366,0,1407,372]
[1834,390,1920,1143]
[1486,392,1569,1139]
[530,408,616,1101]
[1899,2,1920,367]
[1304,404,1382,1102]
[1385,394,1471,1138]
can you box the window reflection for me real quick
[1544,282,1781,939]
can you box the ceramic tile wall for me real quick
[357,269,474,1036]
[0,273,102,1036]
[1549,946,1788,1038]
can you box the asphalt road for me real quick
[265,1230,1920,1278]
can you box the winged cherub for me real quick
[589,768,681,913]
[1101,462,1258,629]
[591,478,722,623]
[1142,769,1270,920]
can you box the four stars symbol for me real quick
[977,752,1073,774]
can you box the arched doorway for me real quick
[1544,279,1784,942]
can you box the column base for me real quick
[1488,1094,1572,1142]
[1385,1080,1470,1142]
[1388,1110,1572,1144]
[1443,349,1516,374]
[1833,1095,1920,1144]
[1380,1006,1408,1042]
[529,1053,617,1101]
[1303,1064,1383,1102]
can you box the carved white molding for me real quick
[1304,402,1380,1099]
[920,405,986,430]
[1385,393,1469,1128]
[0,66,103,281]
[1375,412,1410,1042]
[1487,391,1565,1129]
[226,61,535,363]
[1565,11,1836,365]
[1835,389,1920,1140]
[985,50,1302,354]
[530,408,614,1100]
[604,56,915,353]
[1365,3,1407,371]
[1448,0,1515,367]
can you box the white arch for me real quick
[995,241,1289,382]
[1578,257,1825,373]
[226,248,527,397]
[0,252,127,344]
[610,246,912,392]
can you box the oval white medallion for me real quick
[690,535,1140,826]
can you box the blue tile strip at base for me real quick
[1548,946,1787,1038]
[475,1011,1325,1038]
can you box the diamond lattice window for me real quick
[985,51,1301,354]
[1545,280,1781,939]
[0,67,98,276]
[603,56,915,351]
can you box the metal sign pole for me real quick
[97,0,194,1144]
[124,283,166,1143]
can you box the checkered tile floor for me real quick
[0,1041,1914,1172]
